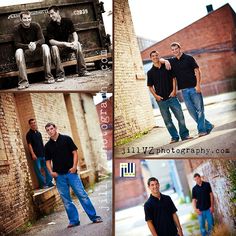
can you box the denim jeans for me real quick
[15,44,54,86]
[157,97,189,140]
[197,209,214,236]
[33,156,53,188]
[182,88,213,134]
[56,173,98,225]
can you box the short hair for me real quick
[193,173,200,178]
[45,122,56,129]
[20,11,31,19]
[28,118,35,124]
[48,5,59,12]
[170,42,181,48]
[147,177,159,186]
[149,50,159,57]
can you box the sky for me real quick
[129,0,236,42]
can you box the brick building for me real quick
[141,4,236,96]
[114,0,155,146]
[0,93,109,235]
[184,159,236,231]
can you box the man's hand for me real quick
[69,167,77,173]
[195,208,201,215]
[178,228,184,236]
[28,42,36,51]
[154,95,163,102]
[70,42,78,50]
[164,60,171,70]
[32,154,37,160]
[195,85,201,93]
[169,90,176,97]
[210,206,214,213]
[50,172,58,178]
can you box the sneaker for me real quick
[207,124,214,134]
[198,132,208,137]
[45,78,55,84]
[170,139,179,144]
[18,83,29,90]
[67,222,80,228]
[182,136,193,141]
[79,71,92,77]
[56,77,65,82]
[93,216,103,223]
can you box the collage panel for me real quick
[0,92,112,235]
[114,158,236,236]
[114,0,236,158]
[0,0,112,92]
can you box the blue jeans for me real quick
[56,173,98,225]
[157,97,189,140]
[198,209,214,236]
[182,88,213,134]
[34,156,53,188]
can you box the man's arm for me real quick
[194,68,201,93]
[46,160,58,178]
[210,192,214,213]
[169,78,177,97]
[192,198,201,215]
[148,86,163,101]
[34,23,45,46]
[172,213,183,236]
[159,58,171,70]
[69,150,78,173]
[27,143,37,160]
[147,220,158,236]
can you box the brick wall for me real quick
[185,159,236,230]
[0,94,35,235]
[114,0,155,145]
[141,4,236,96]
[115,159,146,210]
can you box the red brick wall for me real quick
[115,159,146,210]
[141,4,236,96]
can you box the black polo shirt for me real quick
[45,134,78,174]
[169,53,199,90]
[47,18,76,42]
[147,64,174,101]
[192,181,212,211]
[144,193,178,236]
[26,129,44,157]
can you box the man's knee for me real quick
[41,44,50,56]
[15,48,24,62]
[51,45,59,54]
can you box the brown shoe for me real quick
[67,222,80,228]
[198,132,208,137]
[170,139,179,144]
[182,136,193,141]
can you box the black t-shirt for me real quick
[13,22,44,50]
[45,134,78,174]
[147,64,174,101]
[47,18,76,42]
[144,194,178,236]
[26,129,45,157]
[192,181,212,211]
[169,53,199,90]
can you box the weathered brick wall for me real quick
[185,160,236,230]
[0,94,35,235]
[115,159,146,210]
[141,4,236,96]
[114,0,155,145]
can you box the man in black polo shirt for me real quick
[26,119,53,189]
[46,5,91,80]
[148,50,191,144]
[144,177,183,236]
[44,122,102,228]
[192,173,214,236]
[167,42,214,137]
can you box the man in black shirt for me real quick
[167,42,214,137]
[26,119,53,189]
[144,177,183,236]
[148,50,191,144]
[13,11,55,89]
[192,173,214,236]
[46,5,91,79]
[45,122,102,228]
